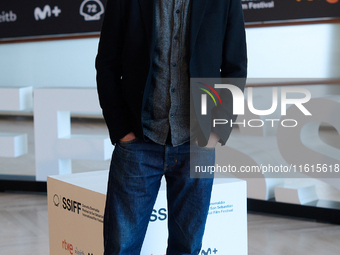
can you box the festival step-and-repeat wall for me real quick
[1,0,340,41]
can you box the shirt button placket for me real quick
[169,2,183,144]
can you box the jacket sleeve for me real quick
[212,0,248,145]
[95,0,131,144]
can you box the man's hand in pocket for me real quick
[119,132,136,142]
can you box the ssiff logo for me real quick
[53,194,81,214]
[53,194,60,206]
[150,208,167,222]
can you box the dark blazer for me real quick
[96,0,247,146]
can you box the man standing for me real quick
[95,0,247,254]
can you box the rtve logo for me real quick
[62,239,93,255]
[62,239,73,255]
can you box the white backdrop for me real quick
[0,24,339,89]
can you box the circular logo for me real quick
[326,0,338,3]
[80,0,105,21]
[53,194,60,206]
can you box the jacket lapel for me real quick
[138,0,155,54]
[190,0,209,57]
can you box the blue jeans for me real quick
[104,138,215,255]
